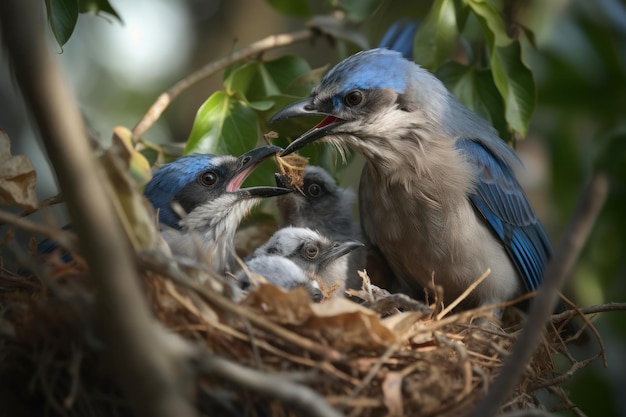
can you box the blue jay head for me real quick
[144,145,291,230]
[269,48,448,157]
[254,227,363,275]
[274,166,355,232]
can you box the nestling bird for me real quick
[234,255,324,302]
[274,166,366,290]
[251,226,364,298]
[143,145,291,275]
[270,49,552,315]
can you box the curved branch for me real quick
[551,302,626,321]
[0,2,197,417]
[470,173,609,417]
[131,29,315,142]
[195,351,344,417]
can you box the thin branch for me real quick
[497,410,561,417]
[470,173,609,417]
[195,351,344,417]
[131,29,315,141]
[18,193,64,217]
[0,2,198,417]
[0,210,78,251]
[551,302,626,321]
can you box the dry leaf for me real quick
[0,130,37,210]
[98,128,161,250]
[382,371,405,417]
[244,286,397,351]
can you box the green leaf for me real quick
[46,0,79,47]
[224,62,260,95]
[331,0,380,22]
[78,0,122,21]
[465,0,511,47]
[184,91,260,156]
[437,62,510,141]
[248,100,275,111]
[278,64,327,98]
[112,127,152,187]
[308,15,369,50]
[265,0,311,18]
[490,42,535,137]
[413,0,458,70]
[225,55,312,102]
[244,55,312,105]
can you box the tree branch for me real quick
[0,2,198,416]
[470,172,609,417]
[131,29,315,142]
[195,351,344,417]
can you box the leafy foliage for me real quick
[45,0,121,46]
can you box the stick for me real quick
[470,173,609,417]
[0,3,198,416]
[131,29,314,141]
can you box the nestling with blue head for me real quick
[270,48,552,317]
[143,145,291,275]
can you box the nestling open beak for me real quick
[229,145,292,198]
[269,98,345,156]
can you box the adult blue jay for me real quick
[274,166,366,289]
[144,145,291,275]
[270,49,552,314]
[234,255,324,302]
[251,226,364,298]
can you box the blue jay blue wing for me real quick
[456,138,552,292]
[377,20,419,60]
[37,224,75,262]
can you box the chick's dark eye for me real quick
[199,171,217,187]
[344,90,363,107]
[305,244,319,259]
[307,183,322,197]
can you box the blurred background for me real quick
[1,0,624,415]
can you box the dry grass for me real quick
[0,249,604,417]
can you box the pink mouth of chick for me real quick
[226,166,254,193]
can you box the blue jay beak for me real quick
[269,98,344,156]
[320,239,364,267]
[230,145,292,198]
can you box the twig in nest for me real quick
[132,29,315,142]
[0,210,78,252]
[137,251,344,361]
[194,350,344,417]
[471,173,609,417]
[437,268,491,320]
[434,333,473,399]
[18,193,64,218]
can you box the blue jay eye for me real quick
[305,244,319,259]
[344,90,363,107]
[199,171,218,187]
[307,183,322,197]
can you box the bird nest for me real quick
[0,247,601,417]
